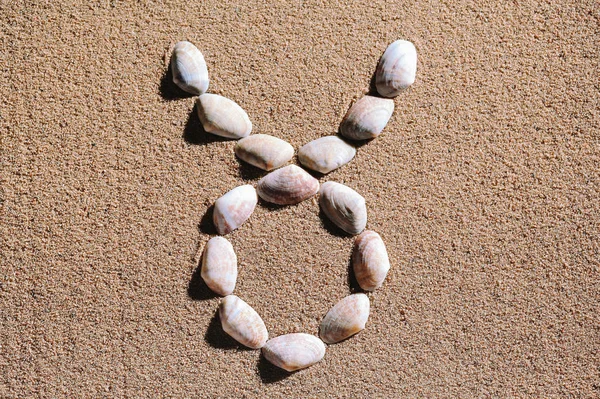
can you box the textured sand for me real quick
[1,1,599,397]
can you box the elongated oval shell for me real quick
[196,94,252,139]
[298,136,356,174]
[375,40,417,98]
[319,181,367,235]
[235,134,294,171]
[201,237,237,296]
[170,41,209,95]
[213,185,257,235]
[219,295,268,349]
[352,230,390,291]
[257,165,319,205]
[262,333,326,372]
[319,293,370,344]
[339,96,394,141]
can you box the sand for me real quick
[1,0,599,397]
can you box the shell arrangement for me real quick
[171,39,417,372]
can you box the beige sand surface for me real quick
[1,1,599,397]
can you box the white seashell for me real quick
[219,295,268,349]
[213,185,257,235]
[257,165,319,205]
[375,40,417,98]
[339,96,394,141]
[352,230,390,291]
[170,41,209,95]
[235,134,294,171]
[298,136,356,174]
[196,94,252,139]
[201,237,237,296]
[319,181,367,235]
[319,293,370,344]
[262,333,326,372]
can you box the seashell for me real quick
[170,41,209,95]
[262,333,326,372]
[257,165,319,205]
[375,39,417,98]
[235,134,294,171]
[352,230,390,291]
[213,185,257,235]
[339,96,394,141]
[319,181,367,235]
[219,295,268,349]
[196,94,252,139]
[201,236,237,296]
[319,293,370,344]
[298,136,356,174]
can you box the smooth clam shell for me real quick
[319,293,370,344]
[352,230,390,291]
[201,237,237,296]
[262,333,326,372]
[235,134,294,171]
[196,94,252,139]
[213,185,257,235]
[298,136,356,174]
[219,295,268,349]
[257,165,319,205]
[170,41,209,95]
[375,40,417,98]
[319,181,367,235]
[339,96,394,141]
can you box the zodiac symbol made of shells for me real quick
[170,39,417,372]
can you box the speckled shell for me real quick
[375,40,417,98]
[196,94,252,139]
[235,134,294,171]
[213,185,257,235]
[319,293,370,344]
[262,333,326,372]
[297,136,356,174]
[319,181,367,235]
[219,295,268,349]
[201,237,237,296]
[339,96,394,141]
[170,41,209,95]
[257,165,319,205]
[352,230,390,291]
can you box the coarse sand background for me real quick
[1,0,599,397]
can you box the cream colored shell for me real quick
[297,136,356,174]
[257,165,319,205]
[235,134,294,171]
[375,40,417,98]
[201,237,237,296]
[319,181,367,235]
[352,230,390,291]
[319,293,370,344]
[262,333,326,372]
[339,95,394,141]
[219,295,268,349]
[213,185,257,235]
[196,94,252,139]
[170,41,209,95]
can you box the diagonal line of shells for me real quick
[171,39,417,372]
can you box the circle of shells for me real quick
[171,39,417,372]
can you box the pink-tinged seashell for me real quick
[319,293,370,344]
[262,333,326,372]
[235,134,294,171]
[339,95,394,141]
[213,185,257,235]
[201,236,237,296]
[170,41,209,95]
[196,94,252,139]
[352,230,390,291]
[219,295,268,349]
[319,181,367,235]
[298,136,356,174]
[375,39,417,98]
[257,165,319,205]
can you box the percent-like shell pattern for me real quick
[339,96,394,141]
[235,134,294,171]
[213,185,257,235]
[375,40,417,98]
[257,165,319,205]
[262,333,326,372]
[219,295,268,349]
[196,94,252,139]
[352,230,390,291]
[319,293,370,344]
[170,41,209,95]
[319,181,367,235]
[201,236,237,296]
[298,136,356,174]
